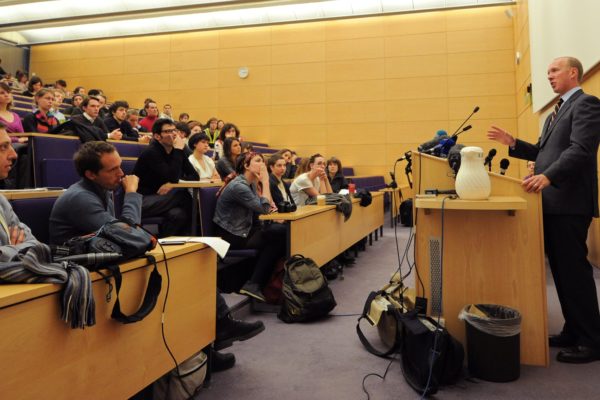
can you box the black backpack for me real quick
[277,255,337,323]
[400,199,413,227]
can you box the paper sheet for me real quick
[158,236,230,258]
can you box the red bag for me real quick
[262,258,285,304]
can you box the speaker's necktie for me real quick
[549,98,564,126]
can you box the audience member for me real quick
[48,141,142,244]
[51,89,67,124]
[278,148,298,179]
[160,104,173,120]
[104,101,140,141]
[22,76,43,97]
[216,137,241,179]
[214,123,240,159]
[11,71,28,94]
[96,94,110,119]
[214,152,286,301]
[65,93,84,115]
[55,96,121,142]
[204,117,219,146]
[126,108,147,133]
[22,88,59,133]
[188,132,219,180]
[0,123,38,253]
[178,112,190,122]
[133,118,198,237]
[0,82,25,135]
[268,154,295,208]
[175,122,191,142]
[188,121,203,136]
[327,156,349,193]
[290,153,332,206]
[0,59,6,78]
[241,142,253,154]
[139,101,159,132]
[73,86,86,96]
[139,97,153,117]
[55,79,68,93]
[217,119,224,131]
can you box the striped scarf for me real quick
[0,242,95,329]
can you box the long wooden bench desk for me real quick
[260,191,384,266]
[0,242,216,399]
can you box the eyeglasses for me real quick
[161,128,179,134]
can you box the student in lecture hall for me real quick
[103,100,142,142]
[0,82,26,139]
[21,76,43,97]
[10,71,28,94]
[51,88,66,124]
[178,112,190,123]
[214,122,240,160]
[216,136,241,179]
[203,116,220,146]
[22,88,59,133]
[217,119,224,131]
[187,120,203,137]
[289,153,333,206]
[267,153,295,210]
[187,132,219,181]
[65,93,84,116]
[139,100,159,131]
[213,151,286,302]
[278,148,298,179]
[327,156,349,193]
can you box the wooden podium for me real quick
[412,152,548,367]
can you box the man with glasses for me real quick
[133,118,198,237]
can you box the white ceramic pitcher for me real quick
[455,146,491,200]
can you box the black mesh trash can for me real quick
[459,304,521,382]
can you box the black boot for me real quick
[212,349,236,372]
[215,314,265,351]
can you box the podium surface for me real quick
[412,152,548,366]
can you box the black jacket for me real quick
[133,140,198,195]
[269,174,295,207]
[103,116,139,141]
[328,172,349,193]
[54,114,108,142]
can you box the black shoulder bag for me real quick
[59,218,161,324]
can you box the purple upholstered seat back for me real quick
[10,197,58,244]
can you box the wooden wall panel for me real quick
[30,5,518,183]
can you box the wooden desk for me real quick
[0,242,216,399]
[0,189,64,200]
[165,180,223,234]
[260,192,384,266]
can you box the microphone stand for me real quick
[450,106,479,137]
[405,159,413,189]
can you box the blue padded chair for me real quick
[10,197,58,244]
[41,158,79,188]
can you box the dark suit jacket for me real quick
[103,116,139,141]
[55,114,108,142]
[509,89,600,217]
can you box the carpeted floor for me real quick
[199,220,600,400]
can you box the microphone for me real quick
[418,135,447,152]
[396,151,412,162]
[450,106,479,137]
[484,149,497,171]
[499,158,510,175]
[450,124,472,139]
[55,253,122,266]
[447,144,465,175]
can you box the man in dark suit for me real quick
[56,96,123,142]
[488,56,600,363]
